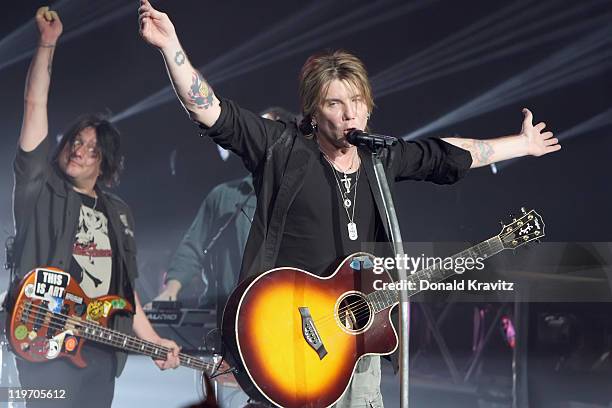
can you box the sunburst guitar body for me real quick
[223,253,398,408]
[222,209,545,408]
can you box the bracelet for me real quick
[39,42,56,48]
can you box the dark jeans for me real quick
[16,343,116,408]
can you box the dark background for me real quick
[0,0,610,299]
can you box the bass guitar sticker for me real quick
[33,268,70,299]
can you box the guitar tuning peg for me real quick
[521,207,526,214]
[500,220,505,227]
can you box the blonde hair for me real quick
[298,50,374,134]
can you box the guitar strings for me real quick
[19,298,379,375]
[16,305,211,371]
[16,240,506,359]
[20,302,163,352]
[311,238,503,329]
[18,303,207,369]
[20,303,165,352]
[311,276,444,330]
[15,311,153,356]
[16,304,171,357]
[13,302,214,371]
[312,297,377,330]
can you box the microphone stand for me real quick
[367,144,411,408]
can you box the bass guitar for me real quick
[7,266,216,374]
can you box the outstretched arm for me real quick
[19,6,63,152]
[442,108,561,168]
[138,0,220,127]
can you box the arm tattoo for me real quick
[460,140,494,165]
[187,71,214,110]
[174,50,186,66]
[469,140,494,165]
[47,50,55,76]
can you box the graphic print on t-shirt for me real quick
[72,203,113,298]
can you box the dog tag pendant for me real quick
[347,222,358,240]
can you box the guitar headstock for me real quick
[498,208,545,250]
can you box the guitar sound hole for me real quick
[338,293,371,332]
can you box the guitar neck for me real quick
[76,324,213,372]
[369,236,505,312]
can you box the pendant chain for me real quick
[322,154,360,241]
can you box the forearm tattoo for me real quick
[174,49,185,66]
[187,71,214,109]
[462,140,494,165]
[47,49,55,76]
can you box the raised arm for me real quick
[442,108,561,168]
[138,0,220,127]
[19,6,63,152]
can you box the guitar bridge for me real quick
[298,307,327,360]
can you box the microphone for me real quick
[345,129,398,149]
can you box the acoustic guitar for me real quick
[222,209,545,407]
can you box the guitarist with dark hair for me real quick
[8,7,179,407]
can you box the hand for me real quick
[153,338,181,370]
[143,290,179,310]
[520,108,561,157]
[144,280,182,309]
[209,359,237,387]
[138,0,178,50]
[35,6,63,45]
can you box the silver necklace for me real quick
[324,155,360,241]
[322,149,358,193]
[330,166,360,209]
